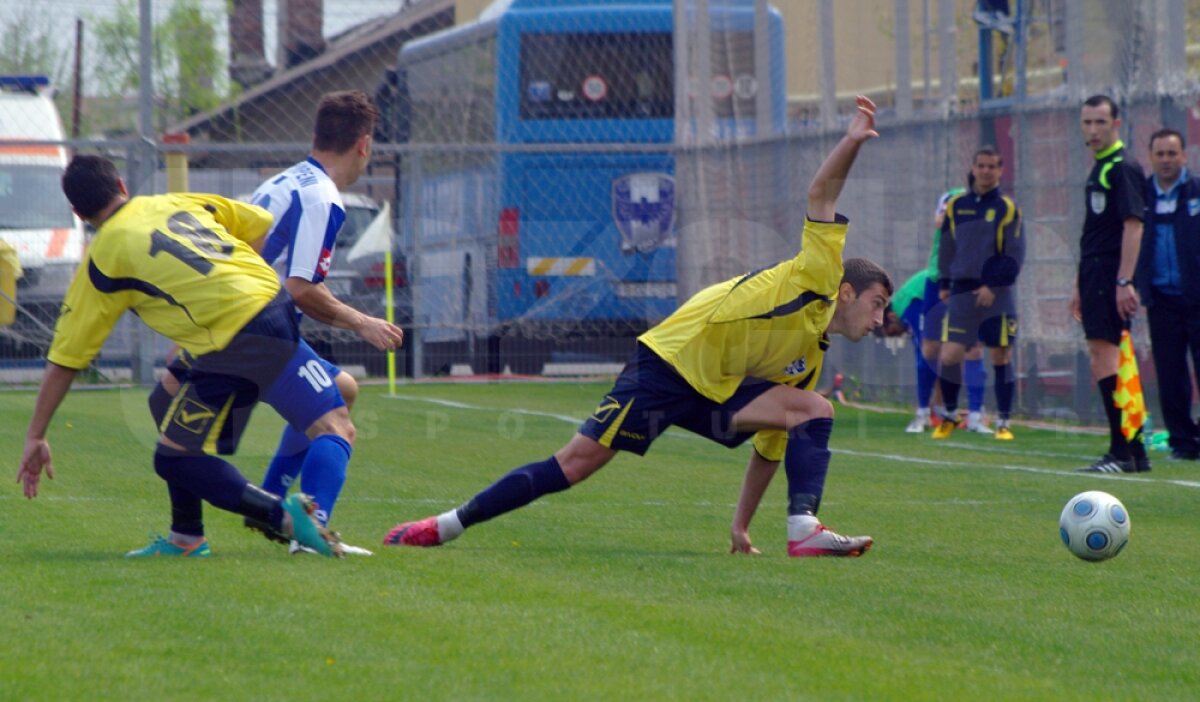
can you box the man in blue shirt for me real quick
[1135,128,1200,460]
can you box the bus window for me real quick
[519,32,673,120]
[406,37,497,144]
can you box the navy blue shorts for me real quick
[578,344,777,455]
[942,291,1018,348]
[161,293,346,454]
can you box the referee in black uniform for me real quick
[1072,95,1151,473]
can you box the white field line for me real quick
[396,396,1200,491]
[10,397,1192,503]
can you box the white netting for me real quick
[0,0,1198,421]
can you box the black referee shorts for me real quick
[1078,256,1128,344]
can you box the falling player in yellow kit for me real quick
[15,155,346,557]
[386,96,890,557]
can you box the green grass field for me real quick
[3,381,1200,700]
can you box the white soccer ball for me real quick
[1059,491,1131,561]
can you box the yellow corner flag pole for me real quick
[345,201,396,396]
[385,244,396,397]
[1113,330,1146,442]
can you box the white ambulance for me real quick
[0,75,86,319]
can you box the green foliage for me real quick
[0,7,68,84]
[3,382,1200,699]
[89,0,226,134]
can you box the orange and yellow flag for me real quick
[1112,330,1146,441]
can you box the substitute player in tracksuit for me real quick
[931,146,1025,441]
[384,97,890,558]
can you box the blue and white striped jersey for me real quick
[251,157,346,285]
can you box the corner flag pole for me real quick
[385,243,396,397]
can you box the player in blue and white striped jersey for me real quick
[248,92,404,541]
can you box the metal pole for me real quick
[819,0,836,130]
[71,19,83,139]
[1162,0,1187,96]
[1014,0,1028,101]
[694,0,713,143]
[132,0,156,386]
[1064,0,1084,103]
[922,0,931,107]
[895,0,913,119]
[409,153,423,379]
[674,0,690,144]
[979,23,993,102]
[938,0,957,114]
[754,0,771,135]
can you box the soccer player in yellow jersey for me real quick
[15,155,348,557]
[386,96,889,557]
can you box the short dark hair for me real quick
[1149,127,1186,151]
[841,257,893,297]
[62,155,123,218]
[1083,94,1119,120]
[973,145,1003,166]
[313,90,379,153]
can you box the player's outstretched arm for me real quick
[285,277,405,351]
[730,450,780,555]
[17,363,78,498]
[807,95,879,222]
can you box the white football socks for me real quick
[787,514,820,541]
[436,510,465,542]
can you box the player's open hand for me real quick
[847,95,879,144]
[356,316,405,352]
[17,437,54,499]
[730,528,761,555]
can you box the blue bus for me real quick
[394,0,785,371]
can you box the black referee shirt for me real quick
[1081,141,1144,258]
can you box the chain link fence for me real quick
[2,0,1199,427]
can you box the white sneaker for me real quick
[290,539,374,556]
[905,409,931,433]
[786,515,873,557]
[966,411,993,434]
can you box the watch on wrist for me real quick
[1116,277,1133,287]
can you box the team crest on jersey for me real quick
[985,208,996,222]
[613,172,676,254]
[1090,191,1107,214]
[784,357,807,376]
[317,248,333,277]
[1188,198,1200,217]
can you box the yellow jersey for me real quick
[639,216,847,461]
[48,193,278,370]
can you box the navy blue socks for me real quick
[784,418,834,516]
[457,456,571,528]
[155,446,271,535]
[994,363,1014,420]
